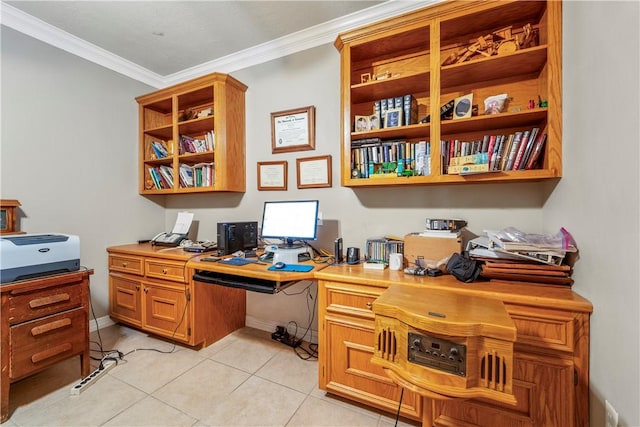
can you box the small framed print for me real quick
[296,155,332,189]
[384,108,403,128]
[368,113,380,130]
[0,199,21,234]
[257,161,287,191]
[271,106,315,154]
[360,73,371,84]
[354,115,370,132]
[453,93,473,119]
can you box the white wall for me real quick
[550,2,639,426]
[2,2,639,425]
[0,27,165,320]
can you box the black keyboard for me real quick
[193,270,294,294]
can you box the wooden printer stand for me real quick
[1,269,92,423]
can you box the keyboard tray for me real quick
[193,270,294,294]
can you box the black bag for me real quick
[446,253,481,283]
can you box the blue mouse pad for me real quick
[267,264,314,272]
[221,257,258,266]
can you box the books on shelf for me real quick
[192,162,214,187]
[369,94,418,130]
[350,139,430,179]
[441,127,545,175]
[148,165,174,189]
[150,140,169,159]
[179,132,214,154]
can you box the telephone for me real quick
[151,232,187,247]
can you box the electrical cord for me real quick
[282,280,319,360]
[394,388,404,427]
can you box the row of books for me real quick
[178,163,214,188]
[150,140,169,159]
[365,237,404,264]
[148,166,174,189]
[371,94,418,128]
[442,127,546,174]
[178,132,215,155]
[351,140,431,178]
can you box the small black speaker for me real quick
[346,247,360,264]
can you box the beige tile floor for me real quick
[3,324,419,427]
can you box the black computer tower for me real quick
[216,221,258,255]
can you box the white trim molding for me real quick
[1,1,438,88]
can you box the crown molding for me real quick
[1,1,438,89]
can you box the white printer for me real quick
[0,233,80,283]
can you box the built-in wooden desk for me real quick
[107,243,324,348]
[1,269,92,423]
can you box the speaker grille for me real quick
[480,350,508,392]
[377,328,397,361]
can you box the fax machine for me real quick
[0,233,80,283]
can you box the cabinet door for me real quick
[431,352,574,427]
[324,317,421,420]
[142,283,189,342]
[109,273,142,327]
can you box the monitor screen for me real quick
[260,200,319,247]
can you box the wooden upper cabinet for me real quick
[335,0,562,187]
[136,72,247,194]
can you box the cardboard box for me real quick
[403,231,469,268]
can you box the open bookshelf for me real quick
[136,72,247,194]
[335,0,561,187]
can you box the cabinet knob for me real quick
[366,302,372,309]
[136,285,140,291]
[122,262,127,267]
[162,268,168,274]
[144,287,148,293]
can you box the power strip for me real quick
[271,329,302,348]
[70,360,117,395]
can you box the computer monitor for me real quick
[260,200,319,264]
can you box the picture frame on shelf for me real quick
[384,108,403,128]
[271,106,316,154]
[354,115,370,132]
[296,155,332,189]
[453,94,473,119]
[0,199,22,234]
[257,161,287,191]
[360,73,371,84]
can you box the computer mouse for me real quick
[273,262,286,269]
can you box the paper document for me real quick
[172,212,194,235]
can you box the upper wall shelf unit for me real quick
[136,72,247,194]
[335,0,562,187]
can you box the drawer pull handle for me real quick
[31,342,73,364]
[162,268,168,274]
[366,302,372,309]
[31,318,72,336]
[29,293,70,309]
[122,262,128,267]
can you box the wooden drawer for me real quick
[10,307,87,380]
[322,281,383,320]
[506,304,574,352]
[7,282,84,325]
[109,254,144,276]
[145,259,186,283]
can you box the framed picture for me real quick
[384,108,403,128]
[354,115,370,132]
[453,93,473,119]
[296,155,332,189]
[0,199,21,234]
[360,73,371,84]
[257,161,287,191]
[271,106,316,154]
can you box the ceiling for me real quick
[1,1,436,87]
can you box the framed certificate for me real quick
[271,106,315,153]
[257,161,287,191]
[296,155,332,189]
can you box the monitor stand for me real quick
[273,246,308,265]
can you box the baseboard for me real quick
[89,315,115,333]
[93,314,317,344]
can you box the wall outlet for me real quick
[605,400,619,427]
